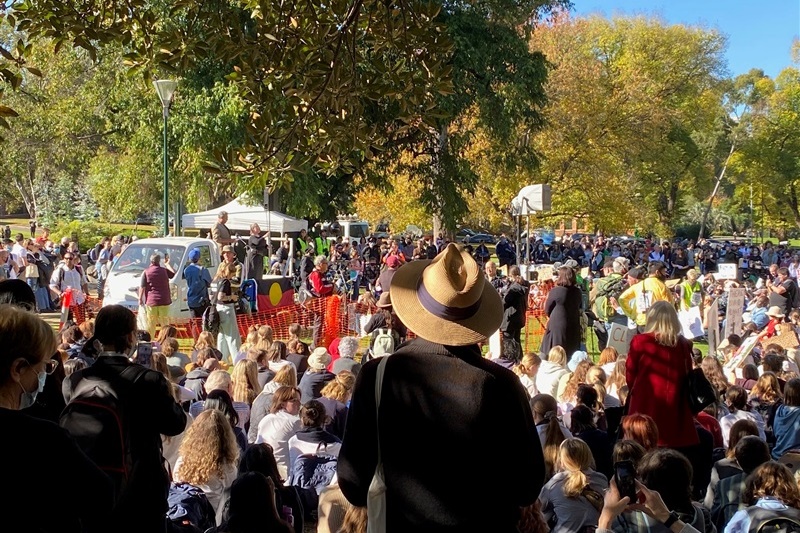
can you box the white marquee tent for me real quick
[181,197,308,234]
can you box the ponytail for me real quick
[543,411,566,480]
[563,469,590,499]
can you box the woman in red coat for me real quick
[626,301,699,449]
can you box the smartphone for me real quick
[614,460,637,502]
[134,341,153,368]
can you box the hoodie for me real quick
[536,360,570,398]
[772,404,800,459]
[183,367,210,400]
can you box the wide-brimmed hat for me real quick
[376,292,393,309]
[308,347,331,370]
[390,243,502,346]
[767,306,785,318]
[221,245,234,253]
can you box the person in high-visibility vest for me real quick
[315,229,330,257]
[296,229,309,258]
[679,269,703,312]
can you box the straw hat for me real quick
[390,243,502,346]
[767,306,785,318]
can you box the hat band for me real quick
[417,279,481,321]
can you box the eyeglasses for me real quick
[64,256,74,260]
[24,358,58,375]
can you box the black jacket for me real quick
[63,355,187,533]
[501,281,528,332]
[338,339,544,532]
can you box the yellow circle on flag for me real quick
[269,282,283,306]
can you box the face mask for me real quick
[18,368,46,409]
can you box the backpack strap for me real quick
[374,357,389,464]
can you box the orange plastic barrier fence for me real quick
[73,284,553,352]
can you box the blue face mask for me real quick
[18,366,46,409]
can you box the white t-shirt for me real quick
[256,410,302,478]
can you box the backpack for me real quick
[166,482,217,533]
[287,443,339,520]
[59,363,148,502]
[202,305,220,336]
[746,505,800,533]
[88,246,99,265]
[372,328,395,358]
[598,276,628,320]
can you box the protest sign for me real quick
[608,323,633,356]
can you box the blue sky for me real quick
[571,0,799,78]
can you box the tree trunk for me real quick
[11,161,37,218]
[698,142,736,240]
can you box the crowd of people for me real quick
[8,218,800,533]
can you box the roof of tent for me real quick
[182,197,308,233]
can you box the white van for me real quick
[102,237,220,318]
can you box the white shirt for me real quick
[519,374,538,398]
[256,410,302,478]
[11,243,25,267]
[720,409,767,447]
[50,264,86,304]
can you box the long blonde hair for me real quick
[644,301,682,347]
[194,331,217,351]
[231,360,259,405]
[548,346,567,367]
[559,438,596,498]
[606,358,627,393]
[239,325,260,351]
[176,410,239,485]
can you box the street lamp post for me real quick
[153,80,178,237]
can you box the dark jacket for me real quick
[317,396,349,440]
[338,339,544,532]
[501,281,528,332]
[298,369,335,404]
[63,355,187,533]
[0,408,114,533]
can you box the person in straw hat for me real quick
[755,306,786,345]
[338,243,544,531]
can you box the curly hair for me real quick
[606,358,627,394]
[561,360,594,403]
[231,359,259,405]
[320,370,355,403]
[744,461,800,508]
[176,410,239,486]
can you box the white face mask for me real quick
[18,364,46,409]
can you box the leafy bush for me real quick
[49,220,154,249]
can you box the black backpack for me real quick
[60,363,148,501]
[746,504,800,533]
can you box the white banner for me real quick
[678,306,704,340]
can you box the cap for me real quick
[188,249,201,262]
[222,245,234,253]
[386,255,401,269]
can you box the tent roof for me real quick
[181,197,308,234]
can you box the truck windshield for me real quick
[350,223,369,239]
[111,244,186,274]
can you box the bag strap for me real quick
[374,357,389,465]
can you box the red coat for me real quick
[626,333,699,448]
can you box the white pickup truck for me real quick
[102,237,220,318]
